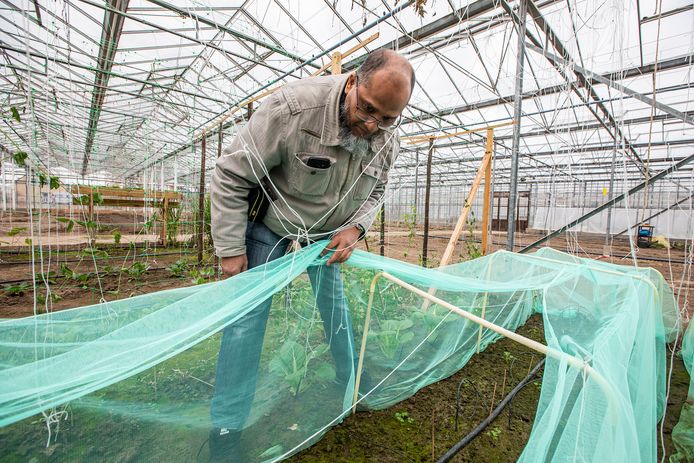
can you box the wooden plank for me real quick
[481,128,494,255]
[70,185,181,199]
[331,51,342,75]
[402,120,515,144]
[97,198,178,208]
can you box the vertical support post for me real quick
[414,148,420,224]
[604,145,618,255]
[507,0,528,251]
[197,134,207,265]
[422,138,434,267]
[481,128,494,254]
[214,123,223,275]
[380,202,385,256]
[2,160,6,211]
[331,51,342,75]
[173,155,178,191]
[160,161,164,191]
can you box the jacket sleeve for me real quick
[347,139,400,236]
[210,92,287,257]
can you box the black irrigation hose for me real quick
[437,359,545,463]
[0,250,197,266]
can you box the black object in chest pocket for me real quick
[289,153,336,196]
[306,156,332,169]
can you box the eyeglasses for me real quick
[353,76,401,130]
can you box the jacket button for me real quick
[310,170,316,175]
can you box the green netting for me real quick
[0,244,680,462]
[670,320,694,462]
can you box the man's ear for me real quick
[344,73,356,95]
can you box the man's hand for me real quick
[321,226,361,265]
[221,254,248,277]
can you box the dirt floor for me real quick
[0,218,692,461]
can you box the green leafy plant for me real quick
[56,217,75,232]
[80,247,109,258]
[369,318,415,359]
[2,282,30,296]
[394,411,414,424]
[269,341,334,396]
[7,227,27,237]
[112,229,122,245]
[12,151,27,167]
[402,205,417,245]
[503,351,515,364]
[36,170,48,187]
[188,266,215,285]
[127,262,150,280]
[166,206,181,246]
[49,176,60,190]
[464,209,481,260]
[10,106,21,123]
[167,259,189,278]
[486,426,501,440]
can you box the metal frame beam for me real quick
[81,0,130,176]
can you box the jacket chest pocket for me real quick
[289,152,336,196]
[353,160,388,201]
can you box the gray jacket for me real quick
[211,73,399,258]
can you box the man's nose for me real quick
[363,119,379,134]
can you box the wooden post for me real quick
[379,202,385,256]
[422,139,434,267]
[197,134,207,265]
[421,141,494,310]
[331,51,342,75]
[481,128,494,255]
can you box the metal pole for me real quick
[507,0,527,251]
[214,123,223,274]
[197,135,207,265]
[604,144,618,254]
[422,139,434,267]
[414,148,420,224]
[380,202,385,256]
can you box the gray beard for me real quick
[339,101,371,157]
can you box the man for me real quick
[209,49,414,460]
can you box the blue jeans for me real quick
[210,222,357,429]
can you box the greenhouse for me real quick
[0,1,693,462]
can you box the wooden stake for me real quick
[481,128,494,255]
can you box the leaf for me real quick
[8,227,26,237]
[12,151,28,167]
[313,361,336,381]
[36,170,48,187]
[49,176,60,190]
[24,238,32,246]
[56,217,75,232]
[10,106,20,123]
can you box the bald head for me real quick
[356,50,415,98]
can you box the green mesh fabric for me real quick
[670,321,694,462]
[0,244,680,462]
